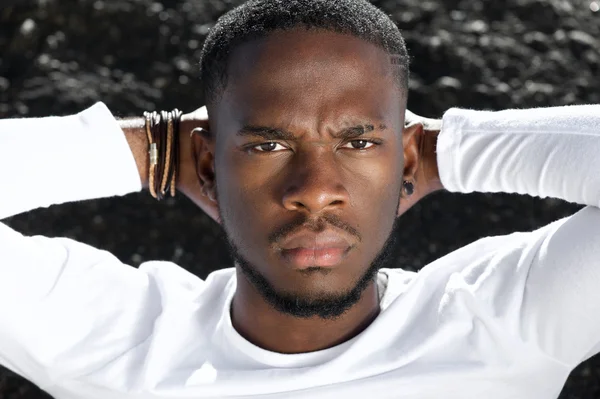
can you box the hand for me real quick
[397,110,444,217]
[176,106,220,222]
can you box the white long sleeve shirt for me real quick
[1,103,600,399]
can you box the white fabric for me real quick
[0,103,599,399]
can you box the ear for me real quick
[396,122,423,218]
[191,128,221,224]
[402,122,423,181]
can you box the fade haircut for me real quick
[199,0,410,107]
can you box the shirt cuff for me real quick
[77,102,143,196]
[436,108,466,193]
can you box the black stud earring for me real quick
[403,180,414,196]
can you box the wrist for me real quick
[176,122,193,194]
[120,117,150,189]
[424,130,444,194]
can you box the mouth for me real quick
[276,228,356,269]
[279,246,353,268]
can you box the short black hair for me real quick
[199,0,410,107]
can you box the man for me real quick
[1,0,599,398]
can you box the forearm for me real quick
[0,103,142,220]
[437,104,600,207]
[119,117,149,189]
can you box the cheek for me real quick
[352,170,401,243]
[345,151,403,243]
[216,145,402,247]
[344,146,403,202]
[215,154,277,247]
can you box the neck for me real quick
[230,269,381,354]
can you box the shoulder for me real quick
[138,261,236,301]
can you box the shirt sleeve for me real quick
[438,104,600,366]
[0,104,157,388]
[438,104,600,207]
[0,102,142,220]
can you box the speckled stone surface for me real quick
[1,0,600,397]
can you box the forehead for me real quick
[214,28,403,130]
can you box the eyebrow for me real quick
[237,123,387,141]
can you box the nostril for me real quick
[293,201,306,210]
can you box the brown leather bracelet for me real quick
[151,111,162,201]
[160,111,174,197]
[144,109,182,201]
[154,111,166,201]
[144,111,159,199]
[169,109,182,197]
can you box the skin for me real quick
[124,27,443,354]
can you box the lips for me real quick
[280,230,351,250]
[280,246,352,268]
[278,230,353,268]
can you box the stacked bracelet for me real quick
[143,109,182,200]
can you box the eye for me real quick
[342,139,378,150]
[251,142,288,152]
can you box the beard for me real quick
[219,214,401,321]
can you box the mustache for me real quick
[268,214,362,245]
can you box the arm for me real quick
[405,105,600,210]
[119,117,150,190]
[0,103,143,220]
[1,103,213,220]
[113,108,218,221]
[0,102,214,387]
[0,104,162,387]
[437,104,600,207]
[414,104,600,367]
[0,103,218,388]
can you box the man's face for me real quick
[207,28,409,319]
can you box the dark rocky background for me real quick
[1,0,599,397]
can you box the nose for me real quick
[281,151,349,214]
